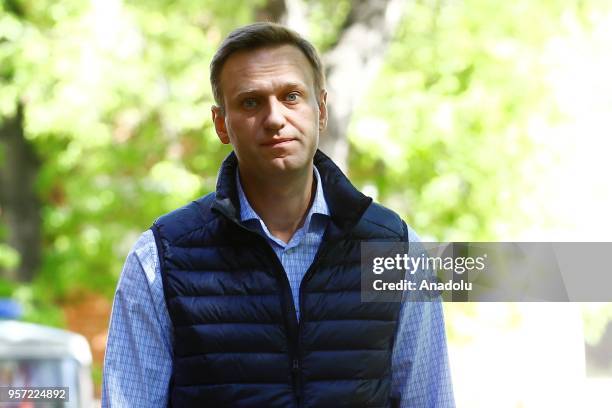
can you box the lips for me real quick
[261,137,296,147]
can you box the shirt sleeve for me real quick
[391,225,456,408]
[102,230,173,408]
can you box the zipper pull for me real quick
[292,358,302,398]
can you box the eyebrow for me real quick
[233,81,308,99]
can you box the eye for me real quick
[242,98,258,109]
[285,92,299,102]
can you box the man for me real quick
[103,22,454,407]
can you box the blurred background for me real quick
[1,0,611,406]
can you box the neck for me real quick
[239,165,315,244]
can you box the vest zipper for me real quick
[294,241,336,405]
[228,222,303,403]
[292,358,302,400]
[294,229,347,406]
[219,217,344,407]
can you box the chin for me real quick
[268,155,308,173]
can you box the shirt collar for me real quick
[236,165,330,228]
[212,151,372,240]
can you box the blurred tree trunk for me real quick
[0,103,42,282]
[257,0,406,172]
[256,0,287,22]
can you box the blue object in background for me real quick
[0,298,22,319]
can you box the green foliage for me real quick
[306,0,352,52]
[0,277,16,297]
[1,0,241,313]
[348,0,589,240]
[2,0,612,342]
[11,283,65,327]
[0,244,20,269]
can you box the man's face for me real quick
[212,45,327,178]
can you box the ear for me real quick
[212,105,230,144]
[318,90,328,132]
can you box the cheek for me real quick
[227,116,256,141]
[291,106,319,134]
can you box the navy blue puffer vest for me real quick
[151,150,408,407]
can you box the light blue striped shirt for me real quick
[236,167,329,320]
[102,166,455,407]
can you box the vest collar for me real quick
[212,150,372,237]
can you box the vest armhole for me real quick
[389,392,401,408]
[150,223,177,400]
[401,219,410,251]
[150,224,172,315]
[389,220,410,364]
[150,224,165,280]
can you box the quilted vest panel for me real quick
[152,151,407,407]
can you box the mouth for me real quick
[261,138,296,147]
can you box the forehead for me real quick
[219,45,315,98]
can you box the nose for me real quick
[262,98,286,132]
